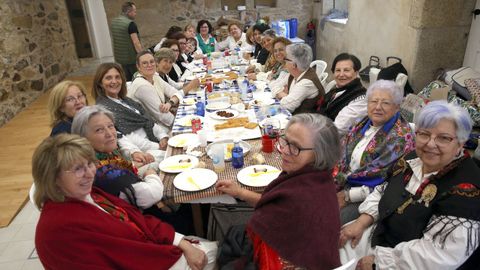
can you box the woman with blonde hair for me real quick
[48,80,88,136]
[33,134,217,270]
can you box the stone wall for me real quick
[315,0,475,91]
[102,0,313,50]
[0,0,79,127]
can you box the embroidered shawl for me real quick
[336,112,415,188]
[94,149,140,207]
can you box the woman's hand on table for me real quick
[356,255,375,270]
[216,179,243,198]
[185,78,200,92]
[160,102,171,113]
[339,214,373,248]
[179,239,207,270]
[247,73,257,81]
[131,151,154,166]
[159,138,169,150]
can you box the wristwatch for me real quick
[168,99,176,106]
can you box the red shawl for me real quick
[248,166,341,269]
[35,188,182,270]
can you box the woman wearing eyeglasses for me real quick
[216,114,342,269]
[128,50,181,129]
[339,101,480,270]
[33,134,217,270]
[161,39,185,82]
[335,80,415,225]
[195,20,216,55]
[48,80,88,136]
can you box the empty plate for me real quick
[173,168,218,191]
[237,165,282,187]
[159,154,199,173]
[167,133,199,148]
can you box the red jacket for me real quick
[35,188,182,270]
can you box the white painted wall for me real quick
[463,0,480,72]
[83,0,114,62]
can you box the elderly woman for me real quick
[319,53,367,136]
[160,38,185,82]
[216,114,341,269]
[184,23,196,39]
[156,48,200,94]
[335,80,415,224]
[48,80,88,136]
[216,21,252,52]
[246,29,276,75]
[252,23,271,65]
[128,51,182,129]
[247,37,291,83]
[195,20,216,54]
[72,105,163,209]
[339,101,480,270]
[33,134,216,269]
[275,43,325,114]
[93,63,170,152]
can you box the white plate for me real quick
[168,133,199,148]
[159,154,199,173]
[205,102,231,111]
[206,139,251,161]
[178,115,204,127]
[237,165,282,187]
[209,109,239,120]
[249,98,275,107]
[173,168,217,191]
[191,67,206,73]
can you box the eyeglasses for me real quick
[368,99,394,109]
[64,161,96,178]
[415,130,457,147]
[171,49,180,52]
[140,60,156,67]
[284,57,293,62]
[65,94,86,104]
[276,135,313,156]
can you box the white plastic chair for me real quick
[310,60,328,78]
[319,72,328,87]
[29,183,39,211]
[324,80,337,94]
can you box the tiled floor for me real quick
[0,201,43,270]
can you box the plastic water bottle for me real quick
[240,78,249,101]
[195,92,205,117]
[232,139,244,169]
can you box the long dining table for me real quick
[157,57,291,236]
[161,86,291,203]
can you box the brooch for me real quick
[417,184,437,207]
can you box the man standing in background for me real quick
[110,2,143,81]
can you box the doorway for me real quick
[65,0,93,58]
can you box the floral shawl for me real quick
[336,112,415,188]
[94,149,140,206]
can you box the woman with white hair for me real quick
[275,43,325,114]
[336,80,415,224]
[339,101,480,270]
[216,113,342,269]
[72,105,163,207]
